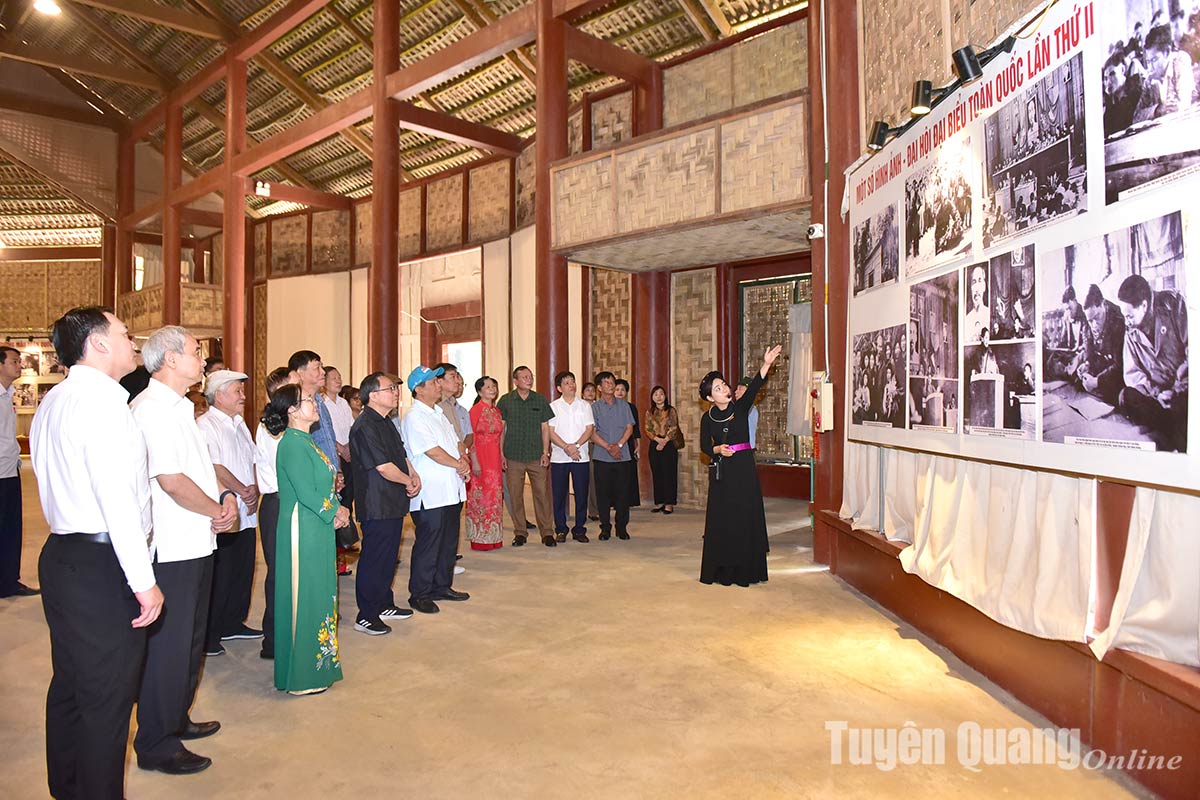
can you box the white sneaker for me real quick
[454,565,466,574]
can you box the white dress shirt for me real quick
[131,379,219,563]
[322,392,354,447]
[29,364,155,592]
[0,380,19,478]
[401,401,466,511]
[197,406,258,529]
[548,396,595,463]
[255,421,281,495]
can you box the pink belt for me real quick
[726,442,753,453]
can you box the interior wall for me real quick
[266,273,352,382]
[350,267,368,385]
[567,261,584,382]
[509,226,537,379]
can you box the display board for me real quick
[847,0,1200,489]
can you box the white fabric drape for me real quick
[1090,488,1200,667]
[839,441,881,532]
[897,458,1094,642]
[880,448,923,544]
[787,303,813,436]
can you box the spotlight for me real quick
[868,120,897,151]
[952,46,982,83]
[254,180,271,197]
[33,0,61,14]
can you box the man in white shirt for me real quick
[401,365,470,615]
[130,326,238,776]
[0,344,36,597]
[30,306,164,800]
[255,366,293,660]
[548,370,595,543]
[435,362,473,568]
[198,369,261,653]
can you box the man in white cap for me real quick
[401,365,470,614]
[197,367,261,654]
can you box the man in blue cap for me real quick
[400,365,471,614]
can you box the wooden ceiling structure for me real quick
[0,0,802,248]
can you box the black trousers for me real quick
[39,535,146,800]
[207,526,255,646]
[135,554,213,761]
[408,503,460,602]
[0,474,22,594]
[550,461,590,534]
[593,460,631,535]
[356,517,404,622]
[648,443,679,506]
[626,448,642,507]
[258,493,279,654]
[335,456,359,548]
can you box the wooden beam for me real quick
[167,165,224,209]
[70,0,225,39]
[231,88,374,177]
[0,89,121,128]
[562,25,657,86]
[447,0,538,86]
[553,0,616,21]
[223,53,247,371]
[123,198,163,229]
[180,207,223,227]
[535,0,568,397]
[371,0,400,374]
[162,103,182,324]
[694,0,733,37]
[0,37,166,90]
[395,102,523,155]
[234,0,332,61]
[678,0,719,42]
[242,177,351,211]
[0,245,101,261]
[116,131,134,294]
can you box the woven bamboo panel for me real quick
[212,234,224,288]
[950,0,1032,58]
[663,49,734,127]
[515,144,536,229]
[589,267,631,380]
[311,210,350,273]
[863,0,948,126]
[271,216,307,277]
[468,160,511,243]
[568,110,584,155]
[569,206,811,270]
[553,156,615,248]
[721,101,809,212]
[46,261,101,324]
[181,284,222,335]
[254,223,267,280]
[742,280,797,461]
[732,21,808,106]
[591,91,634,148]
[426,174,464,252]
[399,188,422,259]
[0,262,47,329]
[616,130,717,234]
[671,267,716,508]
[354,201,372,267]
[118,285,164,336]
[253,282,268,407]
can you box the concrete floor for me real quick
[1,478,1152,799]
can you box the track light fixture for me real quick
[868,120,899,151]
[911,79,956,116]
[953,35,1016,84]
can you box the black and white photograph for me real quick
[12,382,35,408]
[903,136,974,276]
[988,245,1037,341]
[36,382,54,404]
[964,337,1037,438]
[851,324,907,428]
[1040,210,1189,451]
[39,350,64,376]
[981,53,1087,247]
[1103,0,1200,203]
[19,351,39,376]
[963,260,991,346]
[853,203,899,296]
[908,270,960,432]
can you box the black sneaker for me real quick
[220,624,264,641]
[512,534,527,547]
[354,617,392,636]
[616,530,630,540]
[204,644,225,657]
[380,605,413,620]
[598,530,611,541]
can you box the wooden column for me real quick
[534,0,568,396]
[809,0,856,559]
[162,104,183,324]
[224,53,248,371]
[100,223,117,307]
[370,0,401,374]
[116,132,135,297]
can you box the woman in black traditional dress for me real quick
[698,345,782,586]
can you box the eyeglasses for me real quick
[371,385,399,394]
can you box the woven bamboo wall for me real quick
[311,209,350,273]
[552,156,615,248]
[353,202,372,267]
[616,130,717,233]
[663,20,807,128]
[426,174,464,252]
[253,282,268,403]
[671,267,716,508]
[0,260,101,331]
[271,215,307,277]
[116,284,163,335]
[589,267,631,379]
[568,109,584,155]
[254,223,268,280]
[515,143,536,229]
[741,279,813,462]
[591,91,634,148]
[720,101,809,212]
[399,188,422,259]
[181,285,223,335]
[211,235,222,288]
[468,160,511,243]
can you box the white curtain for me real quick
[1090,488,1200,667]
[787,303,813,436]
[839,441,881,532]
[880,448,923,544]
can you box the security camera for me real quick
[807,223,825,240]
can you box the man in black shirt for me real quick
[349,372,421,635]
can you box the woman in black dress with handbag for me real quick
[698,345,782,586]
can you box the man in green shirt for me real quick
[497,366,555,547]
